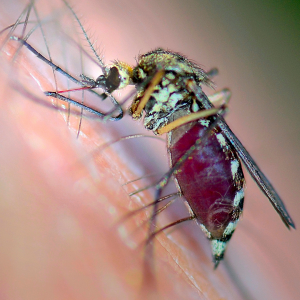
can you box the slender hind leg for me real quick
[208,88,231,107]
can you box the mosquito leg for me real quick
[130,69,165,119]
[208,88,231,107]
[131,197,177,238]
[128,182,158,197]
[79,74,98,87]
[206,67,219,79]
[118,193,180,225]
[45,91,119,119]
[156,105,225,135]
[10,36,83,85]
[0,2,31,49]
[145,216,195,245]
[10,36,123,119]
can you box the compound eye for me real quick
[106,66,121,92]
[112,61,133,90]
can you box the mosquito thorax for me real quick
[129,48,213,131]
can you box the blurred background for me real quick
[1,0,299,299]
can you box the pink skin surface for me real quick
[1,0,300,299]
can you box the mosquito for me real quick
[4,0,295,269]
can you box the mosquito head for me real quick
[96,61,133,93]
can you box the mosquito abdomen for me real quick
[168,118,245,265]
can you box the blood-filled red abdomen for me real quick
[168,119,245,240]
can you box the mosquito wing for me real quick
[190,83,295,229]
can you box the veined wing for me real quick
[190,83,295,229]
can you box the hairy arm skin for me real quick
[0,0,299,299]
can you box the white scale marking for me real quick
[166,72,175,80]
[161,78,169,86]
[234,189,244,207]
[199,119,210,127]
[216,133,227,147]
[169,92,183,104]
[231,159,240,180]
[211,240,227,257]
[167,83,177,93]
[223,220,238,236]
[200,224,212,239]
[192,101,199,112]
[156,88,170,103]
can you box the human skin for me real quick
[1,0,300,299]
